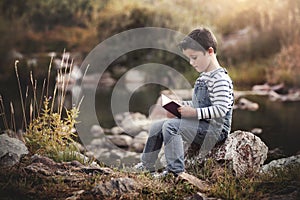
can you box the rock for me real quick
[178,172,210,192]
[25,154,112,177]
[119,112,151,136]
[214,130,268,176]
[65,190,85,200]
[131,131,148,153]
[110,126,124,135]
[187,192,221,200]
[107,135,133,148]
[260,154,300,173]
[87,136,140,166]
[186,130,268,176]
[0,134,28,167]
[90,125,104,137]
[235,97,259,111]
[92,177,138,197]
[266,147,286,163]
[251,128,263,135]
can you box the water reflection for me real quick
[96,88,300,156]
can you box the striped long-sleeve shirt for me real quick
[182,68,234,120]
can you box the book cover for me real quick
[161,94,182,118]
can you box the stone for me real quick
[107,135,133,148]
[0,133,28,167]
[178,172,210,192]
[110,126,124,135]
[131,131,148,152]
[214,130,268,176]
[235,97,259,111]
[92,177,138,197]
[251,128,263,135]
[119,112,151,136]
[260,154,300,173]
[266,147,286,163]
[25,154,112,177]
[187,192,221,200]
[90,125,104,137]
[65,190,85,200]
[87,136,140,166]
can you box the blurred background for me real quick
[0,0,299,156]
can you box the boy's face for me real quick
[182,48,212,73]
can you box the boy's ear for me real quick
[208,47,214,55]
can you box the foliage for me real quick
[216,0,300,65]
[0,0,99,31]
[1,53,88,164]
[1,157,299,199]
[25,98,81,162]
[96,0,178,42]
[186,159,300,200]
[266,43,300,87]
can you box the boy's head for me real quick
[178,27,217,54]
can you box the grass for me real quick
[0,155,299,199]
[0,52,88,164]
[194,161,300,200]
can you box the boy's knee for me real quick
[162,119,180,136]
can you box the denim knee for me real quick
[161,119,180,142]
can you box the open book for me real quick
[161,94,182,118]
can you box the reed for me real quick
[0,95,9,130]
[14,60,27,128]
[1,51,88,164]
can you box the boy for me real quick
[135,27,234,177]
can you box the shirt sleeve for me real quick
[196,79,233,120]
[181,100,193,107]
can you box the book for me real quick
[161,94,182,118]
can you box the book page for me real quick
[161,94,182,106]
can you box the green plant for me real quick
[25,98,80,161]
[9,52,87,164]
[266,43,300,87]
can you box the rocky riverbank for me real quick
[1,113,300,199]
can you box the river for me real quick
[0,78,299,156]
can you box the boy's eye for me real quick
[191,56,197,60]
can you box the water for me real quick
[232,95,300,156]
[1,79,300,156]
[95,87,300,156]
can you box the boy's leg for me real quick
[162,118,216,174]
[141,119,166,171]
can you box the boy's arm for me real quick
[181,100,193,107]
[196,79,233,120]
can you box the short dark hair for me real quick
[178,27,217,54]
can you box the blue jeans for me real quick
[141,118,225,174]
[141,75,232,174]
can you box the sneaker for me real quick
[151,170,169,179]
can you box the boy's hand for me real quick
[166,111,176,118]
[178,106,197,118]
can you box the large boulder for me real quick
[0,134,29,167]
[214,130,268,176]
[186,130,268,176]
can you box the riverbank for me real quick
[0,130,299,200]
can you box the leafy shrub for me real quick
[25,98,80,162]
[96,1,177,42]
[6,53,88,163]
[266,43,300,87]
[217,0,300,65]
